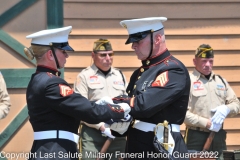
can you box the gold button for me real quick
[112,107,115,110]
[146,60,150,65]
[134,85,136,89]
[138,76,141,79]
[140,68,144,72]
[128,90,130,94]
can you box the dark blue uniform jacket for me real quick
[113,49,190,160]
[27,65,124,160]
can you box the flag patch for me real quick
[59,84,73,97]
[152,71,169,87]
[193,81,204,90]
[89,76,100,84]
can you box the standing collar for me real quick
[36,65,61,76]
[192,68,215,80]
[141,49,171,67]
[90,64,115,75]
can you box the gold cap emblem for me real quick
[122,23,127,29]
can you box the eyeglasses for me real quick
[97,53,114,58]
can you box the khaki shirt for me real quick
[74,64,127,129]
[184,69,240,128]
[74,64,127,101]
[0,72,11,119]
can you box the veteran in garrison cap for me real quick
[73,38,128,160]
[93,38,113,51]
[195,44,214,58]
[24,27,131,160]
[184,44,240,158]
[101,17,191,160]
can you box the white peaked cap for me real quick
[26,26,72,45]
[120,17,167,35]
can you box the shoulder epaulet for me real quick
[83,66,91,71]
[189,72,197,80]
[46,72,57,78]
[80,67,92,74]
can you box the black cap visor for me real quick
[125,30,152,44]
[52,42,74,51]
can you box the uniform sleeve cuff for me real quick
[129,97,135,107]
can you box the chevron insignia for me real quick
[151,71,169,87]
[59,84,74,97]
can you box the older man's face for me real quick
[92,51,114,71]
[131,34,152,60]
[193,57,214,76]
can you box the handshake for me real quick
[88,96,133,137]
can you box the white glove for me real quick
[102,127,115,139]
[211,105,230,124]
[209,122,222,132]
[95,96,114,105]
[118,103,131,117]
[121,114,132,122]
[105,115,132,134]
[105,114,132,125]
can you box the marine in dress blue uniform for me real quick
[24,26,131,160]
[111,17,190,160]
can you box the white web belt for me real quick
[133,120,179,155]
[133,120,180,132]
[34,130,79,144]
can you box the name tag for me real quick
[217,84,225,90]
[113,81,124,86]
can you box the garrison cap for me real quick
[93,39,113,52]
[195,44,214,58]
[26,26,74,51]
[120,17,167,44]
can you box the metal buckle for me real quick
[154,120,174,150]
